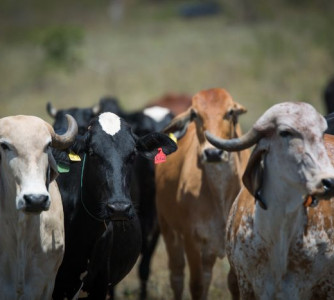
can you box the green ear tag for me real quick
[57,163,70,173]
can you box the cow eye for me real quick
[0,143,10,151]
[279,130,292,138]
[44,142,51,152]
[88,148,95,157]
[128,152,136,163]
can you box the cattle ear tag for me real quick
[168,133,177,144]
[57,163,70,173]
[68,150,81,162]
[155,147,166,164]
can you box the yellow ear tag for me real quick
[168,133,177,144]
[68,150,81,162]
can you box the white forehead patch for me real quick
[143,106,170,122]
[98,112,121,136]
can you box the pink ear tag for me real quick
[154,147,166,164]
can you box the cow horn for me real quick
[92,102,101,116]
[205,128,261,151]
[47,102,58,118]
[50,114,78,150]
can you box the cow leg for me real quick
[138,222,160,300]
[227,267,240,300]
[201,252,216,300]
[159,215,185,300]
[83,223,113,299]
[184,237,205,300]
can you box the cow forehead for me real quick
[143,106,170,122]
[98,112,121,136]
[257,102,327,135]
[0,116,51,148]
[192,88,234,114]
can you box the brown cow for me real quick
[206,102,334,300]
[155,88,249,299]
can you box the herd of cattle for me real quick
[2,87,334,300]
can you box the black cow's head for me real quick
[125,106,174,137]
[47,102,101,135]
[47,97,124,136]
[72,112,177,221]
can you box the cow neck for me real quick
[80,153,107,227]
[254,182,306,286]
[202,129,243,218]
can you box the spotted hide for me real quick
[206,102,334,300]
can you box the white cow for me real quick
[0,115,77,300]
[206,102,334,300]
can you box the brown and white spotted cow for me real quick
[0,115,77,300]
[155,88,250,300]
[206,102,334,300]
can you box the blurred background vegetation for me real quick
[1,0,334,298]
[1,0,334,129]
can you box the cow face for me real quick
[248,102,334,201]
[126,106,174,137]
[163,88,246,163]
[73,112,177,221]
[0,115,77,214]
[206,102,334,207]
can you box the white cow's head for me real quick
[206,102,334,207]
[0,115,77,214]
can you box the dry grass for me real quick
[116,239,231,300]
[1,1,333,299]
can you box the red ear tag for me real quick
[154,147,166,164]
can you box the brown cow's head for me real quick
[163,88,246,163]
[206,102,334,208]
[0,115,77,214]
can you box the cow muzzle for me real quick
[203,148,224,163]
[21,194,50,214]
[319,177,334,199]
[305,177,334,206]
[107,201,133,221]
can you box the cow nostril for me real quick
[23,194,49,210]
[108,202,132,214]
[322,178,334,192]
[204,148,223,162]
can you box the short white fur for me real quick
[99,112,121,136]
[143,106,170,122]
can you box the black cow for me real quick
[47,96,122,135]
[96,101,175,300]
[51,112,177,299]
[48,99,174,300]
[324,76,334,115]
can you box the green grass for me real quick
[0,2,333,298]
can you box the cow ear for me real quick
[162,107,197,140]
[136,132,177,159]
[242,146,267,197]
[48,150,59,183]
[71,133,88,154]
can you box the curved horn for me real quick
[47,102,58,118]
[205,128,262,151]
[50,114,78,150]
[92,102,101,116]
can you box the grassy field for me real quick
[1,1,334,299]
